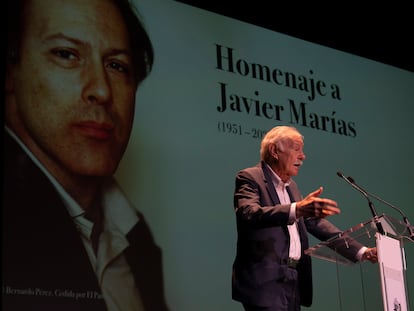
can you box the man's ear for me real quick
[269,143,278,159]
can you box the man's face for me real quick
[6,0,138,179]
[274,137,306,181]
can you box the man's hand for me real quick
[361,247,378,263]
[296,187,340,219]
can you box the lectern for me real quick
[305,214,413,311]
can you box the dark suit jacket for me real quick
[231,161,361,307]
[2,130,169,311]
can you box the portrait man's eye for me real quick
[108,60,130,75]
[51,48,79,66]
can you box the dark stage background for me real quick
[176,1,414,73]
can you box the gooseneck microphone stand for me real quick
[337,171,385,235]
[337,171,414,241]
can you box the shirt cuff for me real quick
[355,246,368,261]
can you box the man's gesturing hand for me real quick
[296,186,341,219]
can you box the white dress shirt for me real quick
[267,164,301,260]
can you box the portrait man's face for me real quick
[6,0,138,179]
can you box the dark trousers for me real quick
[243,304,300,311]
[242,268,300,311]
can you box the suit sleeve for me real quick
[234,169,291,228]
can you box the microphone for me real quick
[336,172,369,197]
[337,172,414,240]
[336,171,385,235]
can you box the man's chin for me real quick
[291,167,300,175]
[70,161,118,178]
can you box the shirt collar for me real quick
[266,163,291,188]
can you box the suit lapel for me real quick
[3,131,106,308]
[260,161,280,205]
